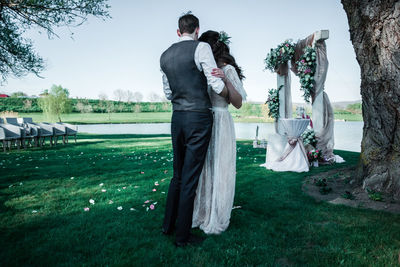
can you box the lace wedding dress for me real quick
[192,64,247,234]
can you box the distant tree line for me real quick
[0,96,172,113]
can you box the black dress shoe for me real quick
[175,234,205,247]
[162,228,173,235]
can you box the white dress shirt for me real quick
[161,36,225,100]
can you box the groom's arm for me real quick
[196,42,228,98]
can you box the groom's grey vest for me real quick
[160,40,211,112]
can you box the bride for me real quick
[192,31,247,234]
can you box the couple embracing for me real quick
[160,13,247,247]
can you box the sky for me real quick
[0,0,361,103]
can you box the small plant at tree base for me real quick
[342,191,355,200]
[319,186,332,195]
[315,178,327,187]
[366,188,384,201]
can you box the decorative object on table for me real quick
[296,106,305,118]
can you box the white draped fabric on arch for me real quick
[262,30,344,173]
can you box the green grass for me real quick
[18,111,363,124]
[1,134,398,266]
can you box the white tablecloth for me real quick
[261,119,310,172]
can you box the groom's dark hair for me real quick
[178,12,199,34]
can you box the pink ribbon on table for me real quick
[277,136,308,162]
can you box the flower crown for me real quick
[218,31,231,46]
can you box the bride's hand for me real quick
[211,68,226,81]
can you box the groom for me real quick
[160,13,228,247]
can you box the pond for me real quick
[77,121,363,152]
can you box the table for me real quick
[261,118,310,172]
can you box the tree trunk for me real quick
[341,0,400,198]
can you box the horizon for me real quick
[0,0,362,103]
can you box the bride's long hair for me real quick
[199,30,245,80]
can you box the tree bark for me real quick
[341,0,400,198]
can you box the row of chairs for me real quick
[0,117,78,152]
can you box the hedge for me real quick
[0,98,172,113]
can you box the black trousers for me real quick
[163,110,213,242]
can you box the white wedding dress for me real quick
[192,64,247,234]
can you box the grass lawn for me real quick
[18,112,363,124]
[1,134,398,266]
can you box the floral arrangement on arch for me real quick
[264,40,295,72]
[296,46,317,103]
[301,128,317,147]
[307,149,321,162]
[266,85,282,120]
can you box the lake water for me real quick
[78,121,363,152]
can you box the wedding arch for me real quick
[265,30,335,161]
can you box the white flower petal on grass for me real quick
[84,207,90,211]
[99,183,104,187]
[108,200,114,204]
[32,210,37,213]
[89,199,95,205]
[117,189,121,192]
[70,177,74,180]
[130,208,136,211]
[117,206,123,210]
[101,189,107,192]
[122,187,126,190]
